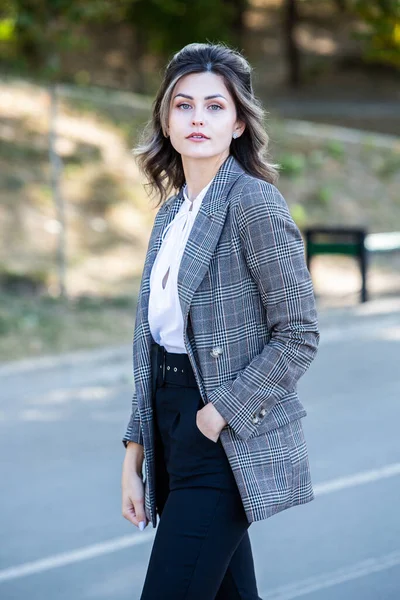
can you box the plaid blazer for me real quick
[123,154,320,526]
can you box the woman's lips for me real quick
[187,135,210,142]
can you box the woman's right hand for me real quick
[121,443,148,530]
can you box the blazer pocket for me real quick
[279,418,313,499]
[240,424,294,509]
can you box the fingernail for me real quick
[139,521,146,531]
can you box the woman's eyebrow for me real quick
[173,93,227,101]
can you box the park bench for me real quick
[303,227,400,303]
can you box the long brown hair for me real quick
[133,42,279,207]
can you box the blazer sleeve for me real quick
[122,390,143,448]
[207,178,320,441]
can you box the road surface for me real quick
[1,299,399,599]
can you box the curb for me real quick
[0,344,131,377]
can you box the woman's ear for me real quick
[234,120,246,138]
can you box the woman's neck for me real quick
[182,152,230,201]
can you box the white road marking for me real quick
[313,462,400,496]
[0,531,155,583]
[262,550,400,600]
[0,462,399,584]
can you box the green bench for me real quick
[304,227,400,303]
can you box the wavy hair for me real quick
[133,42,279,207]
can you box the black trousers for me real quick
[139,343,262,600]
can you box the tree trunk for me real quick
[333,0,348,11]
[283,0,301,88]
[48,83,67,298]
[224,0,247,47]
[131,27,148,93]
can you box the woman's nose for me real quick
[192,118,204,126]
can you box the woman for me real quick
[121,42,319,600]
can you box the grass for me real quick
[0,292,137,362]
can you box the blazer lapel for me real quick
[177,156,245,326]
[133,155,246,414]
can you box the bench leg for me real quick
[360,246,368,303]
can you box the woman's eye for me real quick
[176,103,222,111]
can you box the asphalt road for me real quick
[1,299,399,600]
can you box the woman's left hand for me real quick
[196,402,227,442]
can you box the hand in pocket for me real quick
[195,405,223,443]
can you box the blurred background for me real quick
[0,0,399,360]
[0,1,399,599]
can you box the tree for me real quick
[120,0,247,93]
[283,0,301,88]
[279,0,399,89]
[350,0,400,69]
[0,0,119,298]
[0,0,251,294]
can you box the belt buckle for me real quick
[160,346,166,383]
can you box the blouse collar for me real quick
[182,177,214,207]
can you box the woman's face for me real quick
[167,71,245,163]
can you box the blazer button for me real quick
[251,414,260,424]
[210,346,223,358]
[259,407,266,418]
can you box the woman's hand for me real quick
[121,443,148,530]
[196,402,228,442]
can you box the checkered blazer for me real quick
[123,154,320,526]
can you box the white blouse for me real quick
[148,178,214,353]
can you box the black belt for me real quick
[151,342,198,388]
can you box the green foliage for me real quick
[0,290,137,360]
[373,148,400,178]
[0,138,48,161]
[0,267,48,295]
[290,203,308,228]
[311,184,335,206]
[325,139,346,161]
[0,0,124,79]
[277,152,307,177]
[349,0,400,68]
[0,0,245,83]
[294,1,399,70]
[0,17,15,41]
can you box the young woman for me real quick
[121,42,319,600]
